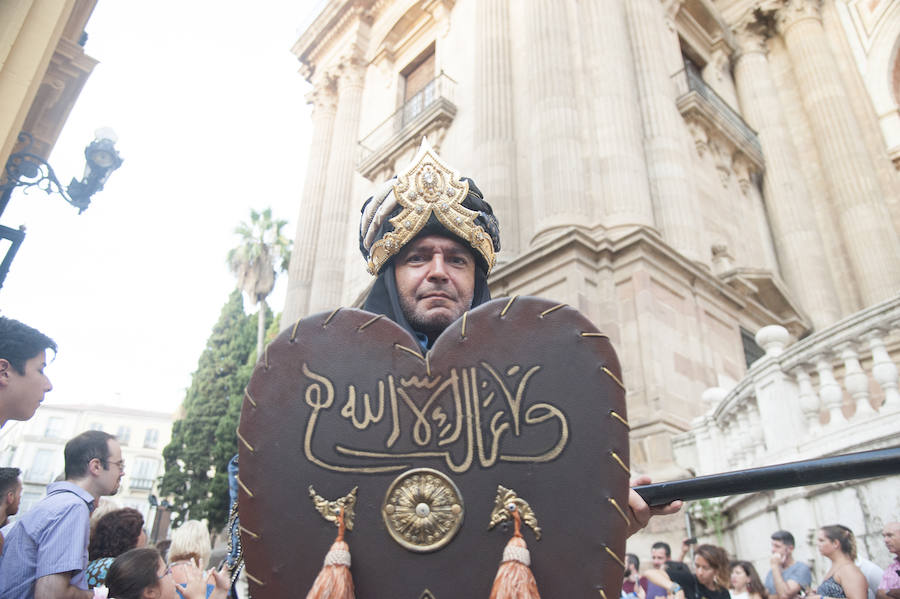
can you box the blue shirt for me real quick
[765,561,812,596]
[0,481,95,599]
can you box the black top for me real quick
[667,564,730,599]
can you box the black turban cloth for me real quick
[358,177,501,275]
[360,177,499,345]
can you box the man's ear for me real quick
[88,457,103,477]
[0,359,10,388]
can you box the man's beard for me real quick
[404,307,458,336]
[399,285,471,336]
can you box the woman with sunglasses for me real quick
[104,547,228,599]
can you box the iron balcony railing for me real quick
[129,477,155,490]
[682,61,762,157]
[358,72,458,165]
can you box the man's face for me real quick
[651,548,668,569]
[98,439,124,496]
[771,539,792,565]
[394,235,476,338]
[0,351,52,422]
[883,523,900,556]
[6,480,22,515]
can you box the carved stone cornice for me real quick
[774,0,822,36]
[305,78,338,116]
[732,15,769,58]
[731,154,759,196]
[336,55,367,89]
[293,1,372,83]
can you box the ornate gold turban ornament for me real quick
[363,139,496,275]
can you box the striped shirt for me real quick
[0,481,95,599]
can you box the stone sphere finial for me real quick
[755,325,790,357]
[701,387,728,408]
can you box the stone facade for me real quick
[282,0,900,564]
[0,0,99,166]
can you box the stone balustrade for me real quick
[673,295,900,476]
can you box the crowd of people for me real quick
[0,432,229,599]
[0,317,233,599]
[621,526,900,599]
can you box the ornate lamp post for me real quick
[0,128,122,289]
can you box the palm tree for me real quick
[227,207,291,358]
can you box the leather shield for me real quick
[238,296,630,598]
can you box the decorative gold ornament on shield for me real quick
[381,468,464,552]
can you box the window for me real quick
[143,428,159,449]
[130,457,158,491]
[89,422,104,431]
[402,46,435,103]
[44,417,64,438]
[741,328,764,369]
[117,426,131,446]
[26,448,55,483]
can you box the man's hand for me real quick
[34,573,92,599]
[627,475,683,537]
[770,551,785,570]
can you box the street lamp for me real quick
[0,128,122,289]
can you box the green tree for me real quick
[160,290,262,528]
[227,207,291,358]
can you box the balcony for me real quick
[675,61,763,169]
[129,477,155,491]
[673,295,900,476]
[23,469,55,485]
[357,72,457,181]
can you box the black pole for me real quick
[633,446,900,506]
[0,224,26,291]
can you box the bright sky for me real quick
[0,1,319,413]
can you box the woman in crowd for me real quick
[730,560,768,599]
[105,547,228,599]
[85,508,147,588]
[168,520,212,573]
[807,525,868,599]
[646,544,732,599]
[168,519,215,598]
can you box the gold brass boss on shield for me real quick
[382,468,464,552]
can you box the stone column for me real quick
[731,18,840,328]
[625,0,703,262]
[775,0,900,305]
[308,59,366,313]
[580,0,654,231]
[520,0,587,242]
[474,0,518,256]
[282,78,337,328]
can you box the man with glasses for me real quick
[0,430,124,599]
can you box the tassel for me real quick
[306,507,356,599]
[489,509,541,599]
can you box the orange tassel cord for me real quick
[489,508,541,599]
[306,507,356,599]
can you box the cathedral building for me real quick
[282,0,900,572]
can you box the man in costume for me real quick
[357,141,680,534]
